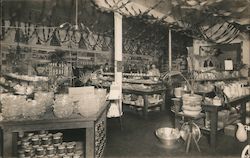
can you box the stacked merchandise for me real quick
[18,131,83,158]
[182,94,202,116]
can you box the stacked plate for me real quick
[182,94,202,116]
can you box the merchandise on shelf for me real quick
[18,131,83,158]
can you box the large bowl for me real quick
[155,127,180,148]
[182,109,201,116]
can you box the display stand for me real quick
[0,101,110,158]
[172,95,250,150]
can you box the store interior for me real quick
[0,0,250,157]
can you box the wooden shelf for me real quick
[194,77,247,82]
[1,42,109,54]
[4,73,49,82]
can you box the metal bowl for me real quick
[155,127,180,148]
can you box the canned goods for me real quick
[27,133,34,138]
[24,148,32,157]
[57,144,66,154]
[21,141,30,149]
[47,154,56,158]
[66,142,75,153]
[31,136,40,146]
[32,145,39,150]
[62,155,71,158]
[58,153,66,157]
[48,134,53,144]
[36,146,45,156]
[38,130,48,134]
[41,136,50,145]
[46,145,55,155]
[73,154,81,158]
[39,133,47,138]
[75,151,83,156]
[18,149,25,158]
[53,135,62,144]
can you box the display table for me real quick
[123,88,166,119]
[201,95,250,150]
[0,101,110,158]
[173,95,250,150]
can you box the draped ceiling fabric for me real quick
[1,0,250,44]
[93,0,250,43]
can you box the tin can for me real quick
[66,142,76,153]
[24,148,32,157]
[38,130,48,135]
[53,135,62,144]
[58,153,66,157]
[75,151,83,156]
[46,145,55,155]
[39,133,47,138]
[62,155,71,158]
[72,154,81,158]
[36,146,45,156]
[18,149,25,158]
[47,154,56,158]
[21,142,30,149]
[41,136,50,145]
[57,144,66,154]
[31,136,40,146]
[27,133,34,138]
[47,133,53,144]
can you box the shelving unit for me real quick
[0,42,110,75]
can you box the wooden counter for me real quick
[0,101,110,158]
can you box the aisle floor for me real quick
[104,110,247,158]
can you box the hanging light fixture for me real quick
[59,0,83,31]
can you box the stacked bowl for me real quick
[182,94,202,116]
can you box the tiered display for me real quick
[182,94,202,116]
[18,131,83,158]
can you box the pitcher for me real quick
[236,123,247,142]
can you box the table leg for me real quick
[86,127,95,158]
[241,103,246,124]
[143,95,149,119]
[210,109,218,150]
[3,130,13,157]
[0,128,2,157]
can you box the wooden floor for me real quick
[103,110,247,158]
